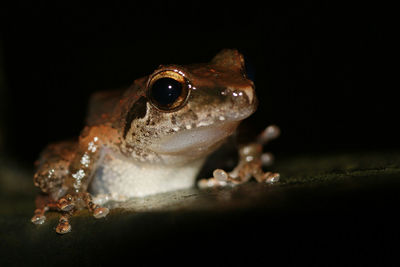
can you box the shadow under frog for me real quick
[31,49,280,234]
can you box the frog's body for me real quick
[31,49,280,234]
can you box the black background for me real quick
[0,3,395,164]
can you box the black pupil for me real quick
[150,78,182,107]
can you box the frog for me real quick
[31,49,280,234]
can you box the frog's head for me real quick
[122,49,257,164]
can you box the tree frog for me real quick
[31,49,280,234]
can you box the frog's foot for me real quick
[54,192,109,234]
[57,192,109,217]
[31,202,73,234]
[31,207,49,225]
[30,194,75,234]
[198,167,280,189]
[198,126,281,189]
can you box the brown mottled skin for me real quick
[31,49,279,234]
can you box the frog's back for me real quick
[86,89,125,126]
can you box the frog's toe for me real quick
[56,221,71,234]
[213,169,229,182]
[197,177,229,189]
[31,208,48,225]
[261,152,274,167]
[57,194,76,212]
[55,214,72,234]
[80,192,109,219]
[31,214,46,225]
[265,172,280,184]
[198,178,217,189]
[257,125,280,144]
[93,207,109,219]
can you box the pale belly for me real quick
[89,152,205,205]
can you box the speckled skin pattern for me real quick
[31,49,268,234]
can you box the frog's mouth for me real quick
[149,121,240,158]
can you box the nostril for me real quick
[232,90,244,97]
[224,86,255,104]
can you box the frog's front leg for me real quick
[31,141,76,225]
[53,126,113,233]
[32,126,115,234]
[32,152,109,234]
[198,125,280,188]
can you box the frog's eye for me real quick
[147,70,190,112]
